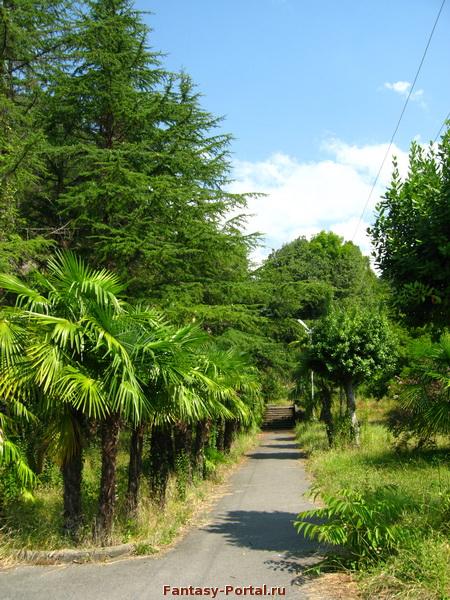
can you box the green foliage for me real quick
[388,333,450,446]
[174,452,190,500]
[30,0,254,302]
[309,307,398,386]
[203,446,227,478]
[0,0,67,275]
[370,131,450,327]
[258,231,379,307]
[256,231,385,405]
[295,409,450,599]
[295,485,410,566]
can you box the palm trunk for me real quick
[192,419,211,479]
[94,413,121,545]
[126,423,145,517]
[216,419,225,452]
[61,448,83,538]
[61,408,84,539]
[149,424,171,508]
[223,419,237,453]
[174,422,193,483]
[345,380,360,447]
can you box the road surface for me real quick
[1,431,320,600]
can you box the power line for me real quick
[351,0,447,242]
[433,110,450,143]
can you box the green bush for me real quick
[295,485,412,567]
[388,334,450,447]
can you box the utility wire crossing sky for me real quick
[138,0,450,261]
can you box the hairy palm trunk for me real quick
[94,413,121,545]
[320,390,334,447]
[173,422,193,482]
[345,380,360,447]
[61,408,84,538]
[192,419,211,479]
[126,423,145,517]
[216,419,225,452]
[223,419,237,453]
[61,448,83,538]
[149,424,171,508]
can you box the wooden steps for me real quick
[262,404,295,430]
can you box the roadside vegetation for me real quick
[0,3,448,596]
[296,400,450,600]
[292,133,450,599]
[0,425,257,557]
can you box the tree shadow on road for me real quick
[259,443,300,450]
[247,450,307,460]
[203,510,318,554]
[203,510,324,586]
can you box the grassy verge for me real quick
[0,429,258,560]
[295,400,450,600]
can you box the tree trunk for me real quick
[61,448,83,539]
[223,419,237,453]
[126,423,145,517]
[94,413,121,546]
[61,408,84,539]
[320,389,334,447]
[339,386,345,417]
[345,380,360,447]
[216,419,225,452]
[192,419,211,478]
[149,424,171,508]
[173,422,193,482]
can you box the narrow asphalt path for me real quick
[1,431,320,600]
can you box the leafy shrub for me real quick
[204,447,227,478]
[294,485,412,567]
[388,334,450,447]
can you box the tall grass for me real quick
[295,402,450,600]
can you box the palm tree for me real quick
[0,252,263,543]
[125,319,261,512]
[393,334,450,444]
[0,252,145,540]
[0,310,36,493]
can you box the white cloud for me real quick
[230,139,410,264]
[384,80,411,95]
[383,80,425,106]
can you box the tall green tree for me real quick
[308,308,397,445]
[370,131,450,328]
[258,231,379,307]
[26,0,253,302]
[0,252,146,539]
[0,0,69,274]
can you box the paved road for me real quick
[1,431,320,600]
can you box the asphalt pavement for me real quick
[1,431,320,600]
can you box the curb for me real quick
[15,542,136,564]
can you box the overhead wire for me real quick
[433,110,450,143]
[351,0,447,242]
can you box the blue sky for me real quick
[135,0,450,260]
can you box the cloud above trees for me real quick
[230,139,409,262]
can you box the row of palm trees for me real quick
[0,253,261,544]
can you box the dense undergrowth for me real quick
[296,400,450,600]
[0,429,258,559]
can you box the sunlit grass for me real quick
[0,429,258,558]
[295,399,450,600]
